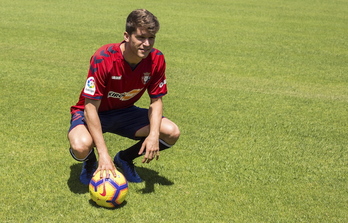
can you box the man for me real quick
[68,9,180,184]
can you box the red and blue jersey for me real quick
[71,42,167,113]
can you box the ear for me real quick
[123,32,130,42]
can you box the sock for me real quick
[159,139,172,151]
[119,138,146,162]
[85,149,97,163]
[119,139,173,162]
[70,147,96,163]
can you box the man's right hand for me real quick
[94,152,117,178]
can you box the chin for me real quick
[139,53,150,59]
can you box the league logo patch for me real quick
[84,77,96,95]
[142,72,151,84]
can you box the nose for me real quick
[143,38,150,46]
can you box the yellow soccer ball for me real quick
[89,170,128,208]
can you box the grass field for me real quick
[1,0,347,222]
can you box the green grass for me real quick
[1,0,347,222]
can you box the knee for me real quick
[69,137,93,160]
[170,124,180,141]
[161,121,180,145]
[70,145,90,160]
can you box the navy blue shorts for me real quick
[69,106,150,139]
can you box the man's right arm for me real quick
[84,98,116,178]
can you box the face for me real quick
[124,27,156,64]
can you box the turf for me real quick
[0,0,347,222]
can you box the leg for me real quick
[100,106,180,182]
[68,119,97,185]
[159,118,181,145]
[135,117,180,145]
[122,118,180,159]
[68,124,94,160]
[118,118,180,162]
[114,118,180,183]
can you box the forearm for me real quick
[148,98,163,138]
[84,99,116,177]
[84,102,109,157]
[139,97,163,163]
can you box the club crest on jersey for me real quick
[84,77,96,95]
[142,72,151,84]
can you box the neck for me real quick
[120,42,142,65]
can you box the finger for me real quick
[110,167,117,177]
[142,150,150,162]
[93,169,99,177]
[138,143,146,155]
[146,154,154,163]
[105,170,110,179]
[99,170,104,179]
[142,156,151,163]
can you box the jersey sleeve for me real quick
[148,52,168,98]
[81,50,109,100]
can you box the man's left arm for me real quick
[139,97,163,163]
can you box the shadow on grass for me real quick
[89,199,128,210]
[135,166,174,194]
[67,163,89,194]
[67,163,174,195]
